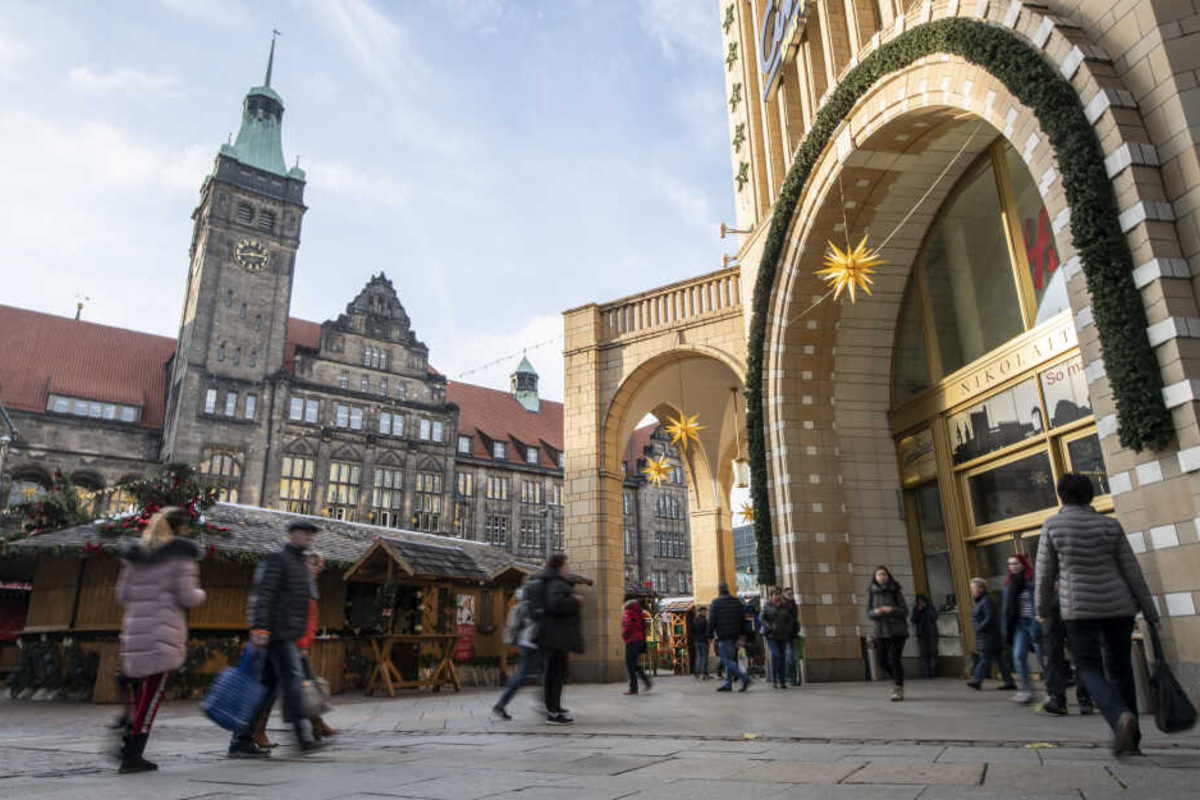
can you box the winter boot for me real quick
[118,733,158,774]
[312,717,337,738]
[890,686,904,702]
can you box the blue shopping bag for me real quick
[201,644,267,734]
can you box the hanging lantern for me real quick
[815,234,885,302]
[665,412,706,451]
[731,457,750,489]
[641,456,671,486]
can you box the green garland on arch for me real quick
[746,16,1174,582]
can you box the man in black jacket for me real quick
[532,553,582,724]
[229,521,321,757]
[690,608,711,679]
[707,582,750,692]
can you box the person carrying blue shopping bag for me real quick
[203,644,267,734]
[227,520,324,758]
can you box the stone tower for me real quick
[161,39,308,503]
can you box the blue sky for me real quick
[0,0,734,400]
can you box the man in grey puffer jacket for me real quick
[1035,473,1159,756]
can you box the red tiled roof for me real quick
[0,305,176,428]
[447,381,563,468]
[284,317,322,371]
[623,423,662,473]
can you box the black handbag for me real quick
[1149,626,1197,733]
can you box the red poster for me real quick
[455,623,474,660]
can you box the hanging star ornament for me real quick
[739,502,755,523]
[815,234,886,302]
[641,456,672,486]
[665,412,706,451]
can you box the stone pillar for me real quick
[563,304,624,682]
[688,506,736,606]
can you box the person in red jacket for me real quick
[621,600,653,695]
[297,552,335,739]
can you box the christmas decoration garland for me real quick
[746,17,1174,582]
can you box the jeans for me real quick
[972,646,1014,686]
[917,635,938,678]
[1042,615,1094,706]
[877,636,906,687]
[625,641,651,692]
[784,638,798,685]
[232,639,309,748]
[1065,617,1137,733]
[717,638,747,687]
[766,638,787,685]
[1012,617,1042,691]
[496,647,539,710]
[542,648,569,714]
[695,641,709,676]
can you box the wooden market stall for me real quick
[1,503,534,702]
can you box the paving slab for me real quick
[620,755,749,780]
[618,778,795,800]
[983,763,1121,790]
[729,760,865,783]
[843,761,984,785]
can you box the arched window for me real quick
[237,203,254,225]
[892,139,1067,404]
[5,471,50,510]
[258,210,276,232]
[200,448,243,503]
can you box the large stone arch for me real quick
[741,12,1198,679]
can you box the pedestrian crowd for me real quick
[110,471,1186,775]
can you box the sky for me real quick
[0,0,735,402]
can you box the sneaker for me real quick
[1038,698,1068,716]
[492,705,512,721]
[716,684,733,692]
[966,680,982,691]
[1113,711,1140,757]
[1013,690,1034,704]
[891,686,904,702]
[227,741,272,759]
[546,713,574,725]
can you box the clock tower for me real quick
[161,39,307,502]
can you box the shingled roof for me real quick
[448,381,563,468]
[5,503,540,581]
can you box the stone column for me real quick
[688,506,736,605]
[563,304,624,681]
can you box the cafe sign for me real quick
[759,0,810,100]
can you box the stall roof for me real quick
[4,503,541,582]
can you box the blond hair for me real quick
[308,550,326,569]
[141,506,190,551]
[969,577,987,591]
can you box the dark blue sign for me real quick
[759,0,810,100]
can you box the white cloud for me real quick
[648,167,717,237]
[310,159,413,209]
[69,66,178,95]
[158,0,252,27]
[0,19,29,77]
[638,0,720,59]
[309,0,415,91]
[440,314,565,402]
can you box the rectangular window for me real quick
[244,394,257,420]
[557,451,564,468]
[73,398,88,416]
[413,471,442,532]
[361,375,369,392]
[456,471,474,497]
[350,407,363,430]
[624,528,634,556]
[453,501,474,539]
[336,403,350,428]
[678,573,687,594]
[431,420,444,442]
[458,435,472,455]
[237,203,253,225]
[548,483,563,506]
[420,419,431,441]
[526,447,539,465]
[289,397,304,420]
[396,382,407,401]
[120,406,137,423]
[380,411,392,435]
[551,516,564,551]
[223,392,237,417]
[102,404,116,420]
[279,455,315,514]
[380,378,388,396]
[204,389,217,415]
[520,480,543,505]
[486,476,509,501]
[967,450,1057,526]
[623,491,633,516]
[327,461,362,521]
[258,209,275,232]
[50,395,69,413]
[485,515,509,546]
[339,371,348,389]
[305,398,319,424]
[493,441,507,460]
[371,467,403,526]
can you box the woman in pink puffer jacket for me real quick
[114,507,206,774]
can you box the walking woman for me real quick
[493,584,540,720]
[867,566,908,701]
[115,507,206,774]
[1003,553,1041,704]
[1036,473,1160,757]
[621,599,653,695]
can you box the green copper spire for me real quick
[511,355,540,413]
[218,36,304,181]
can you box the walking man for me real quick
[1036,473,1159,756]
[781,587,800,686]
[533,553,582,724]
[967,577,1015,691]
[228,520,323,757]
[707,582,750,692]
[690,607,711,679]
[760,589,795,689]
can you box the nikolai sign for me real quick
[759,0,810,99]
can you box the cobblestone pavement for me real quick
[3,677,1199,799]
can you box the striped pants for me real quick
[127,672,171,736]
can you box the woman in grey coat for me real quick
[1035,473,1160,757]
[115,507,206,774]
[867,566,908,702]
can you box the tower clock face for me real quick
[233,239,270,272]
